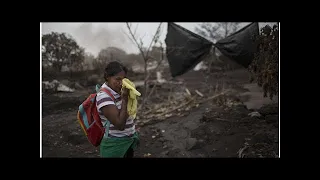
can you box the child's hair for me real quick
[104,61,128,80]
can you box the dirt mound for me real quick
[191,103,279,158]
[42,93,86,116]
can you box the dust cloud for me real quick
[41,23,138,56]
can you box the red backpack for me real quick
[77,86,115,147]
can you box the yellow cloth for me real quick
[122,78,141,119]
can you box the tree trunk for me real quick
[143,59,148,103]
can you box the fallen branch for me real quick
[195,90,204,97]
[196,90,231,104]
[159,96,197,116]
[185,88,191,96]
[141,89,226,118]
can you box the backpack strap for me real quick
[98,87,116,139]
[100,88,116,101]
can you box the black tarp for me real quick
[165,22,213,77]
[164,22,260,77]
[214,22,259,68]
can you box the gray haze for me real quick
[41,22,277,56]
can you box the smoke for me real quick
[42,22,275,57]
[41,23,138,56]
[72,23,138,56]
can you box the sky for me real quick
[41,22,276,56]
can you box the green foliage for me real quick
[42,32,85,72]
[249,24,279,100]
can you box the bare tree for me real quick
[195,22,241,42]
[138,42,166,109]
[124,23,163,108]
[194,23,242,72]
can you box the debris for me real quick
[161,151,169,156]
[159,96,196,116]
[193,61,208,71]
[185,88,191,96]
[139,122,145,126]
[257,154,264,158]
[42,80,75,92]
[195,90,204,97]
[156,107,167,113]
[134,80,183,88]
[248,111,261,117]
[237,146,249,158]
[143,153,152,157]
[196,90,231,105]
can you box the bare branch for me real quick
[140,33,147,43]
[146,23,163,57]
[126,22,165,110]
[126,23,146,59]
[126,22,163,60]
[133,24,139,37]
[121,26,139,50]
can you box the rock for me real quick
[60,79,71,87]
[265,115,278,123]
[143,153,152,157]
[259,104,279,116]
[252,133,273,144]
[74,82,84,90]
[161,151,169,156]
[186,138,197,150]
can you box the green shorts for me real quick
[100,132,139,158]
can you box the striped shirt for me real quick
[96,83,136,138]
